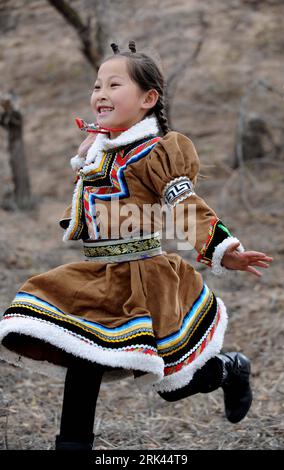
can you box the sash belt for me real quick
[83,232,162,263]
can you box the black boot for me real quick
[55,432,94,451]
[217,352,253,424]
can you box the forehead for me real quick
[96,57,129,81]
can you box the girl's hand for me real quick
[221,242,273,277]
[78,133,98,158]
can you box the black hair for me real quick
[100,41,170,136]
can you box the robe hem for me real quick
[0,316,164,386]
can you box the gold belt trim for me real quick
[83,232,162,263]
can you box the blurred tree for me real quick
[166,36,204,129]
[47,0,105,70]
[0,92,33,210]
[233,79,283,169]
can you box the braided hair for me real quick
[103,41,170,136]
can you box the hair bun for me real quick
[128,40,136,53]
[110,43,120,54]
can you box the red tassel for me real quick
[75,118,128,134]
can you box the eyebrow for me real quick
[95,75,124,82]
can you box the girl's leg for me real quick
[158,355,224,401]
[55,358,105,450]
[158,352,252,424]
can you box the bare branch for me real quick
[167,37,204,92]
[4,413,9,450]
[47,0,102,69]
[235,83,256,214]
[258,78,284,99]
[165,38,204,129]
[165,11,208,129]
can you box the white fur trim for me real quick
[72,115,159,172]
[211,237,245,276]
[0,316,164,386]
[0,298,229,391]
[171,192,194,207]
[70,154,85,171]
[153,297,228,393]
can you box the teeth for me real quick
[99,107,113,113]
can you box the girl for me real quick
[0,41,273,450]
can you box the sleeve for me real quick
[140,131,244,276]
[58,172,79,230]
[59,203,72,229]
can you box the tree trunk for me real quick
[0,95,33,210]
[8,111,32,209]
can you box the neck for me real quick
[108,114,150,140]
[109,130,122,140]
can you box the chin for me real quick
[99,121,119,129]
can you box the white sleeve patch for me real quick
[162,176,195,207]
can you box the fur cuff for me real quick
[70,154,85,171]
[211,237,245,276]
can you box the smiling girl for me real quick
[93,59,158,138]
[0,41,273,450]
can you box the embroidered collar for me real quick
[70,115,160,171]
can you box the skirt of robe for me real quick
[0,251,228,393]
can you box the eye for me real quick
[111,84,120,87]
[93,86,100,90]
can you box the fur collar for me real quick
[70,115,160,172]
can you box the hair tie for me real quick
[128,40,136,53]
[110,43,120,54]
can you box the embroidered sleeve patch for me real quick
[162,176,195,207]
[196,217,233,267]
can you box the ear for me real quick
[141,89,159,110]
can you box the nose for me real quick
[95,85,109,101]
[91,88,108,109]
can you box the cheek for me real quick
[115,91,138,112]
[90,92,97,108]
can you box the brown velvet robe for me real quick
[0,120,242,393]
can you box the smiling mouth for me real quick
[98,107,114,114]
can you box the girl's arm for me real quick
[134,131,273,276]
[77,133,98,157]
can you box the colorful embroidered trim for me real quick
[4,293,158,352]
[83,233,162,260]
[196,217,233,267]
[64,137,161,241]
[156,284,219,376]
[3,283,221,380]
[162,176,195,207]
[163,305,221,376]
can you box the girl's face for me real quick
[91,57,158,139]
